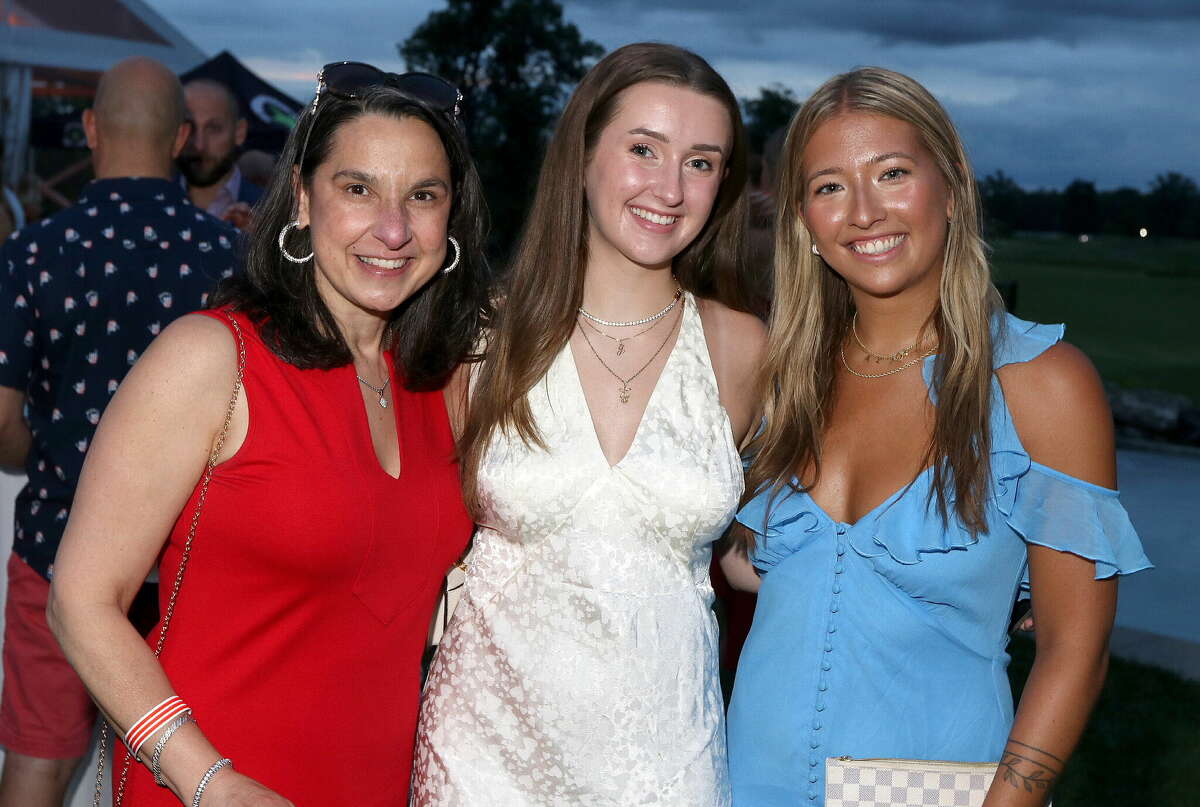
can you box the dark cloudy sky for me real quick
[146,0,1200,191]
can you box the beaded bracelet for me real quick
[125,696,191,759]
[193,757,233,807]
[150,712,194,786]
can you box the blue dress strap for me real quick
[992,312,1064,369]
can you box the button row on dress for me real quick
[807,535,848,801]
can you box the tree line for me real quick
[401,1,1198,257]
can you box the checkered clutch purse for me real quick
[826,757,1052,807]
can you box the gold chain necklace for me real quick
[576,302,683,403]
[577,309,669,356]
[839,343,936,379]
[851,312,918,363]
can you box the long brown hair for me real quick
[741,67,1001,548]
[460,43,752,515]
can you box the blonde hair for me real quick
[741,66,1001,548]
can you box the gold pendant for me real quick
[618,383,631,404]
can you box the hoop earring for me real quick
[278,221,313,263]
[442,236,460,274]
[811,243,821,256]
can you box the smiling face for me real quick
[800,111,953,300]
[583,81,732,273]
[297,113,452,322]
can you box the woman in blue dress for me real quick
[722,67,1151,806]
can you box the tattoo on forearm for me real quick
[998,739,1062,796]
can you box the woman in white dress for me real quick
[412,43,765,805]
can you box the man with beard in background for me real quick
[178,78,262,230]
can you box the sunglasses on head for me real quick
[297,61,463,174]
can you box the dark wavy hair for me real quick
[211,83,490,391]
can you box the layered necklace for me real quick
[576,291,684,404]
[578,287,682,329]
[840,313,937,379]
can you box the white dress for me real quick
[412,294,741,805]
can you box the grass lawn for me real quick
[1008,636,1200,805]
[989,236,1200,403]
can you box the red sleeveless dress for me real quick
[120,309,472,805]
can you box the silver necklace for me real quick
[578,287,682,328]
[356,373,391,408]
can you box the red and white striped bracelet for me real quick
[124,696,192,759]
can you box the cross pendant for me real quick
[618,383,631,404]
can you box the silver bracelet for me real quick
[192,757,233,807]
[150,712,194,786]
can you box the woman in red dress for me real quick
[47,65,487,805]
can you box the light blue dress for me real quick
[727,314,1152,806]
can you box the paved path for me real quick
[1113,447,1199,642]
[1108,447,1200,679]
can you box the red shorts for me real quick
[0,553,95,759]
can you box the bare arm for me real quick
[695,299,767,446]
[719,542,762,593]
[983,343,1118,807]
[47,315,291,806]
[696,300,767,593]
[0,385,30,469]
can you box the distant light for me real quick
[1139,228,1149,238]
[1079,234,1090,243]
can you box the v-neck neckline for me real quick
[564,294,690,470]
[349,353,403,481]
[803,465,935,530]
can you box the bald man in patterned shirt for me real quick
[0,57,236,805]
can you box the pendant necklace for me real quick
[356,373,391,408]
[577,301,682,403]
[577,309,669,356]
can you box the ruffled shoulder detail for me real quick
[920,313,1063,404]
[1008,462,1152,588]
[735,487,831,572]
[992,312,1064,370]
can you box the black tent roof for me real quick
[181,50,303,154]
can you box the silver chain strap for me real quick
[93,313,246,806]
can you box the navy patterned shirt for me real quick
[0,177,238,580]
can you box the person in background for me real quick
[0,57,237,807]
[724,67,1150,806]
[179,79,263,230]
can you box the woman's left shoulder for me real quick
[998,341,1116,487]
[694,297,767,373]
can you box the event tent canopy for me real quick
[1,0,206,185]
